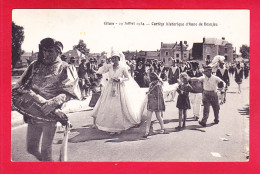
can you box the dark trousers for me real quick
[27,121,57,161]
[201,91,220,124]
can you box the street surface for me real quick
[11,76,249,161]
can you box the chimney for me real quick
[222,37,225,40]
[184,41,187,45]
[31,50,34,56]
[161,42,163,48]
[203,37,205,43]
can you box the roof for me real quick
[204,38,229,46]
[146,51,160,57]
[161,43,177,49]
[62,49,83,58]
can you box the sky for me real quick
[12,9,250,54]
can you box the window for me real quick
[168,58,171,61]
[176,54,179,58]
[163,58,166,62]
[207,55,210,60]
[225,48,228,53]
[166,51,169,56]
[225,56,228,60]
[184,54,187,58]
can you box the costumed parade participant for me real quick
[175,72,192,130]
[167,61,179,101]
[244,63,249,79]
[234,63,244,94]
[91,51,146,134]
[143,66,165,138]
[187,61,203,121]
[216,59,230,104]
[191,65,226,127]
[178,61,187,73]
[134,60,146,87]
[78,58,91,99]
[12,38,81,161]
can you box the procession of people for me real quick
[12,37,250,161]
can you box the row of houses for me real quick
[123,37,235,67]
[16,37,237,68]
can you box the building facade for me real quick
[62,49,87,67]
[192,38,234,64]
[15,51,38,68]
[160,41,189,67]
[145,51,160,62]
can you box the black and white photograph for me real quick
[11,9,250,162]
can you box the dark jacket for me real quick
[216,68,230,86]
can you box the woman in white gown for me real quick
[91,52,146,134]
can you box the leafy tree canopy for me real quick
[240,45,250,59]
[12,21,25,68]
[73,40,90,55]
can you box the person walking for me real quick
[92,52,146,134]
[78,58,91,98]
[234,63,244,94]
[143,66,165,138]
[175,72,192,130]
[167,62,179,101]
[187,62,203,121]
[191,66,225,127]
[134,60,146,87]
[13,38,81,161]
[216,61,230,104]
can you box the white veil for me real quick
[111,50,148,120]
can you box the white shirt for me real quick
[198,75,223,91]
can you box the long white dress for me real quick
[92,64,146,133]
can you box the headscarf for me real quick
[39,37,63,54]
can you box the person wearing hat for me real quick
[234,63,244,94]
[91,52,144,134]
[187,61,203,121]
[216,61,230,104]
[78,58,91,98]
[85,57,98,86]
[178,61,188,73]
[152,59,159,74]
[13,37,81,161]
[134,60,145,87]
[190,66,226,127]
[167,61,179,101]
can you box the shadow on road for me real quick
[60,118,215,144]
[238,104,249,116]
[66,123,147,143]
[163,117,197,124]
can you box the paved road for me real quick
[11,75,249,162]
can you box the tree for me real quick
[73,40,90,56]
[12,21,25,68]
[240,45,250,59]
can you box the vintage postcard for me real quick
[11,9,249,162]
